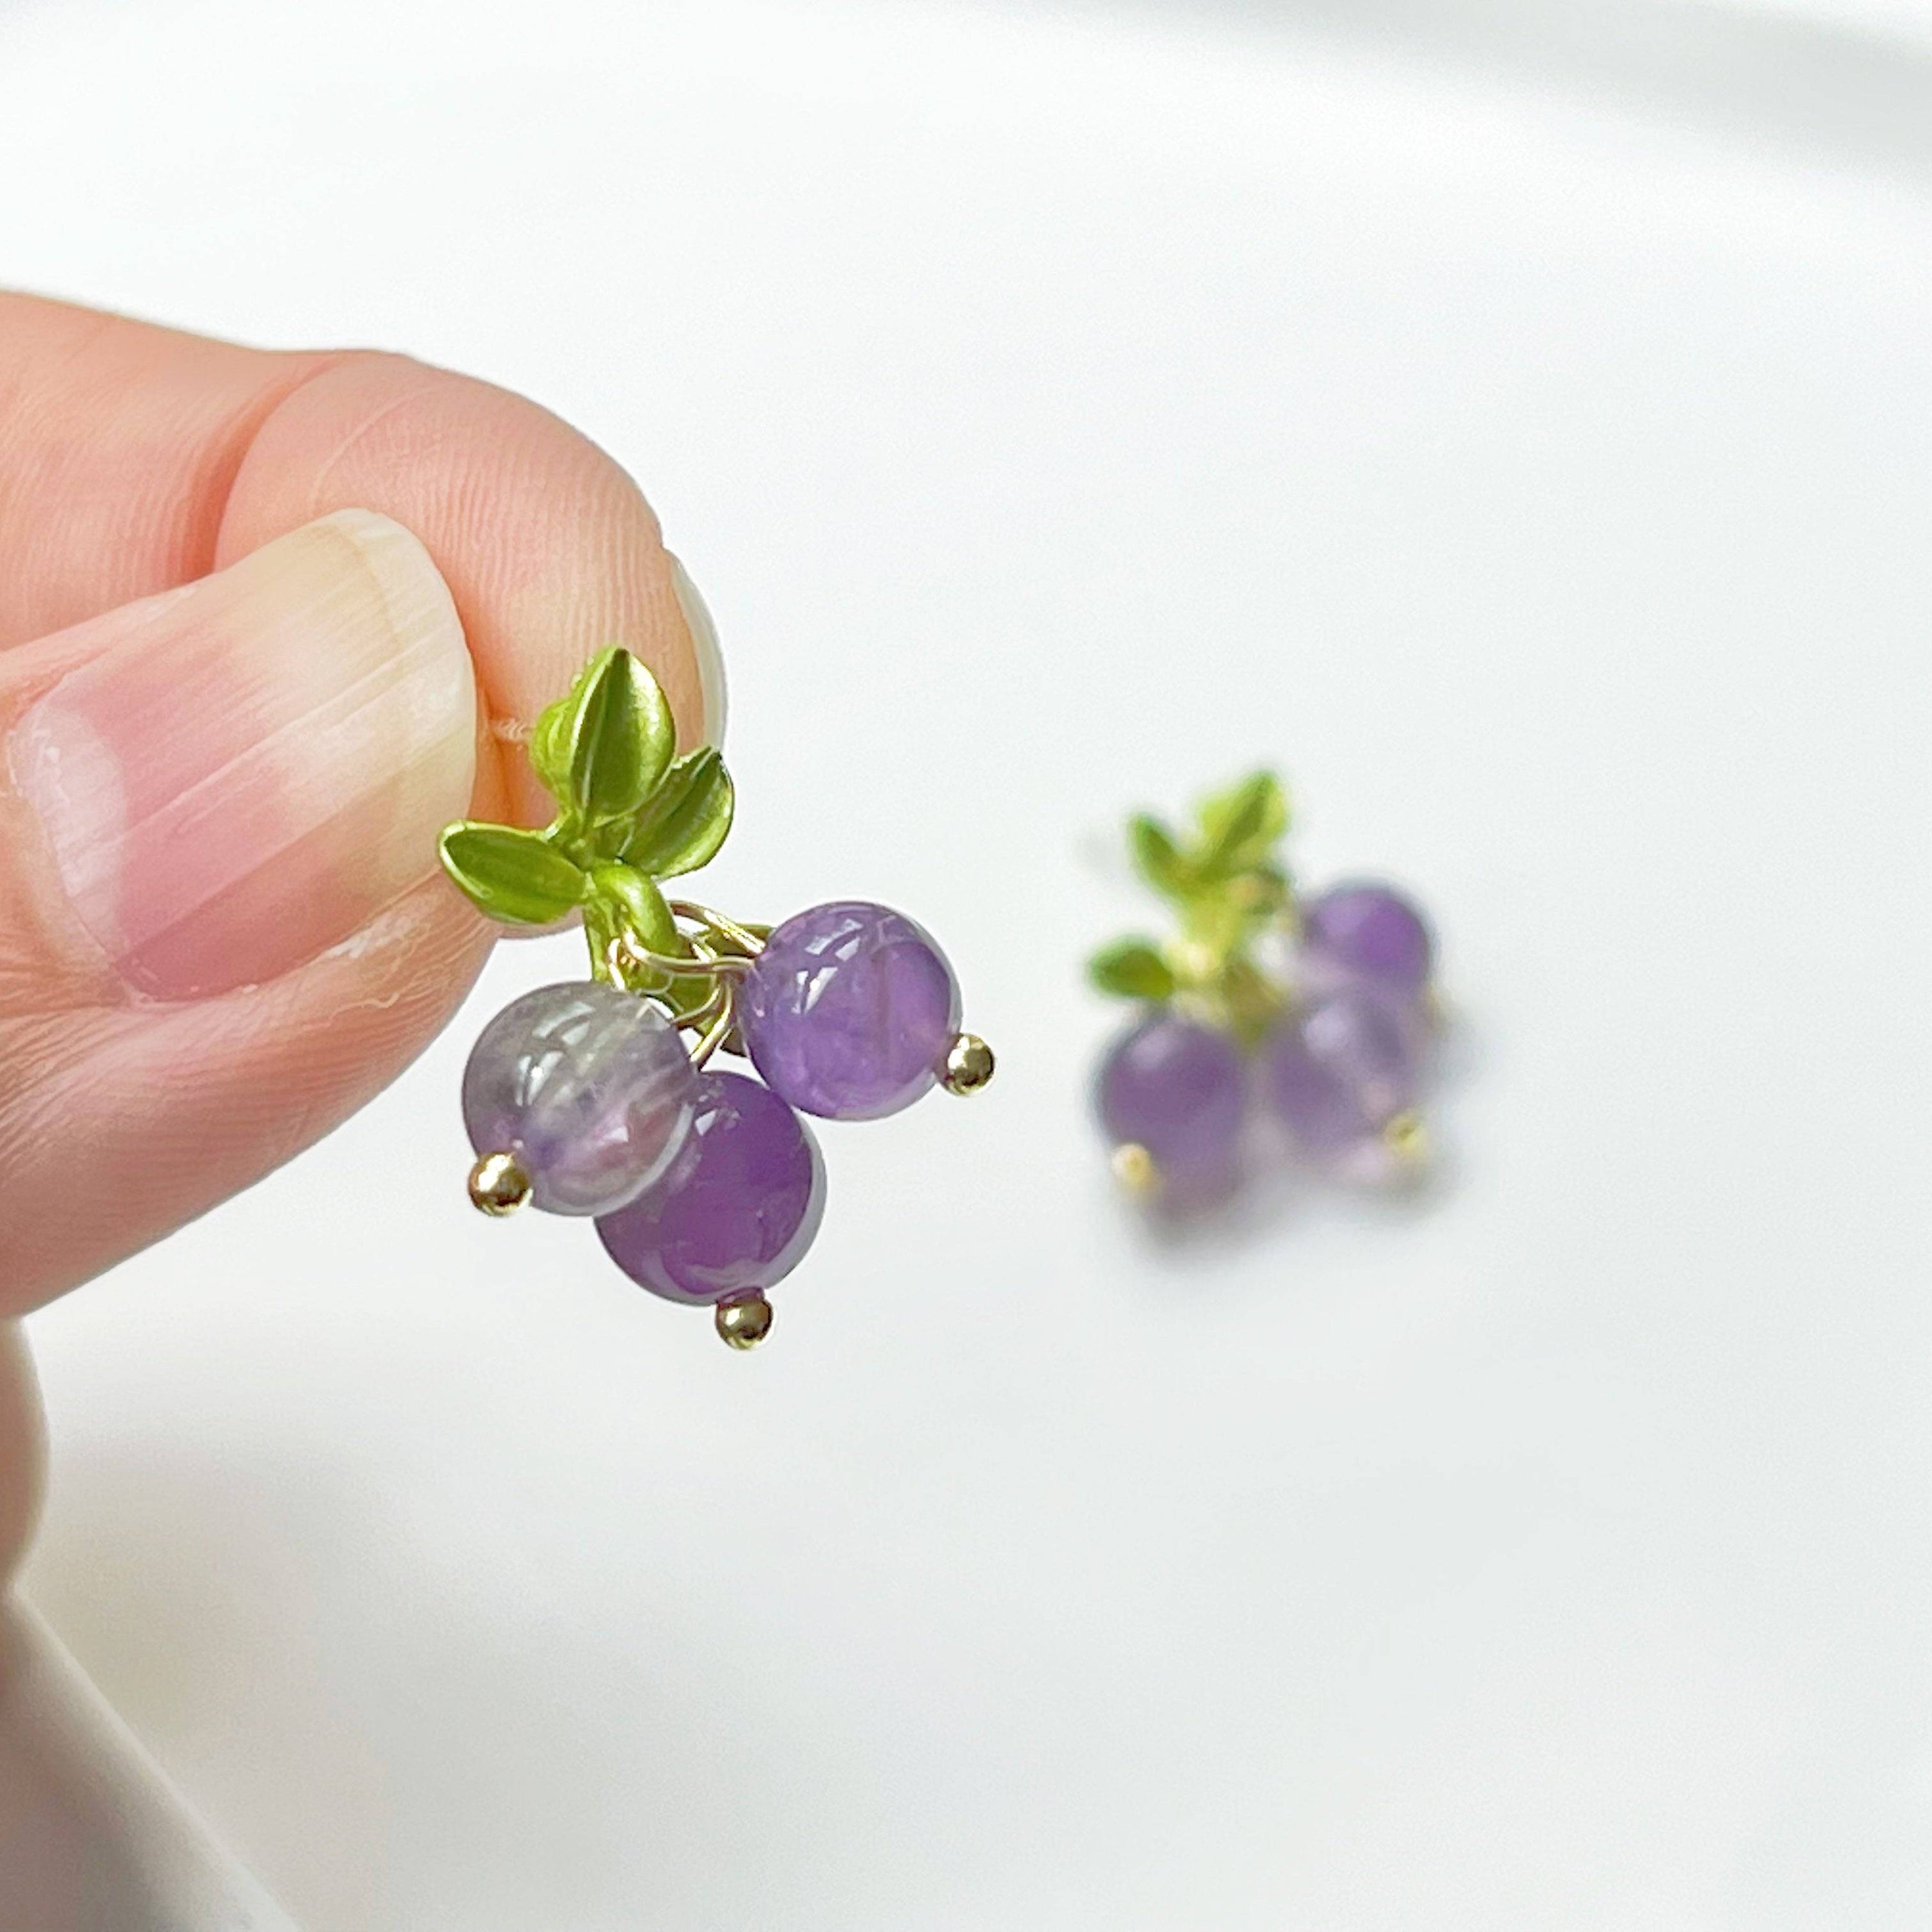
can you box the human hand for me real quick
[0,294,719,1579]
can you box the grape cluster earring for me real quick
[440,648,993,1348]
[1089,772,1439,1206]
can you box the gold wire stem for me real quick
[672,982,730,1034]
[668,901,768,958]
[623,945,752,981]
[606,927,753,995]
[626,945,753,980]
[596,904,762,1068]
[688,979,740,1069]
[601,935,636,989]
[611,934,737,981]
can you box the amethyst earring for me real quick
[1089,771,1439,1206]
[440,647,993,1349]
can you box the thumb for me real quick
[0,509,484,1310]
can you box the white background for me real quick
[3,1,1931,1926]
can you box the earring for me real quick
[440,647,994,1349]
[1088,770,1437,1208]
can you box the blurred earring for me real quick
[1087,771,1439,1209]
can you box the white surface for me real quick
[0,1602,296,1932]
[5,1,1932,1926]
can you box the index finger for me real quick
[0,294,721,1308]
[0,292,722,823]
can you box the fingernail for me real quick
[8,510,476,999]
[668,553,728,747]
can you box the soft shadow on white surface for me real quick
[3,0,1931,1927]
[1131,0,1932,176]
[0,1603,294,1932]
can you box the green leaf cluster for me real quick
[1125,770,1289,905]
[1087,937,1177,1001]
[437,649,735,958]
[1085,770,1295,1041]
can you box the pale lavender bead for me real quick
[462,982,695,1216]
[596,1072,826,1303]
[1300,882,1434,1001]
[1095,1014,1247,1189]
[1262,989,1419,1157]
[739,901,961,1121]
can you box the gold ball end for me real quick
[715,1293,773,1350]
[1381,1111,1430,1167]
[468,1151,532,1217]
[941,1032,996,1096]
[1110,1141,1160,1197]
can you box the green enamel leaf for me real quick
[582,897,622,984]
[439,824,585,925]
[1087,938,1177,1001]
[589,862,679,956]
[560,647,677,825]
[1197,770,1288,877]
[528,689,575,799]
[621,747,734,879]
[1128,814,1194,898]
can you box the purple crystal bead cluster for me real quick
[1089,772,1439,1206]
[440,649,990,1348]
[462,898,987,1346]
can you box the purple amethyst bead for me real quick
[1095,1014,1247,1192]
[738,900,961,1121]
[596,1072,826,1303]
[1300,882,1434,1002]
[463,982,696,1216]
[1262,988,1419,1159]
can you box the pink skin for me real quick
[0,294,715,1580]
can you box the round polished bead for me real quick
[1094,1014,1247,1195]
[738,901,961,1120]
[462,982,695,1216]
[1262,988,1420,1159]
[1300,881,1434,1001]
[940,1032,996,1097]
[467,1150,533,1217]
[596,1072,826,1303]
[715,1294,775,1349]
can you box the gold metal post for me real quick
[715,1293,773,1349]
[1381,1110,1431,1168]
[940,1032,996,1096]
[468,1151,532,1216]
